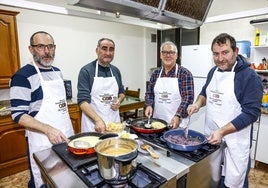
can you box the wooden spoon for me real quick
[141,144,159,159]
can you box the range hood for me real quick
[67,0,213,29]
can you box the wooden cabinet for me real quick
[0,9,20,88]
[0,104,81,178]
[0,115,28,178]
[68,104,81,134]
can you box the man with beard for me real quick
[10,31,74,188]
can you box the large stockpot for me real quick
[163,129,207,152]
[94,137,138,183]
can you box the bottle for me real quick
[255,28,260,46]
[263,58,267,70]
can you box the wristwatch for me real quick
[174,113,182,121]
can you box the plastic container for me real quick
[236,40,251,58]
[255,28,260,46]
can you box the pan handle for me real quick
[99,133,118,140]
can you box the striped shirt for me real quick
[145,64,194,118]
[10,64,63,123]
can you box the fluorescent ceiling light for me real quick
[0,0,68,14]
[205,7,268,23]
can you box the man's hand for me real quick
[45,126,69,144]
[111,98,120,111]
[187,103,200,116]
[94,119,106,133]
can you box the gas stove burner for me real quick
[76,161,166,188]
[134,130,220,163]
[110,183,128,188]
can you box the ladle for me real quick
[73,140,91,149]
[183,116,190,139]
[145,116,151,129]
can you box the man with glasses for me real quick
[77,38,125,133]
[145,41,194,129]
[10,31,74,188]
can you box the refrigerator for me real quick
[181,45,214,134]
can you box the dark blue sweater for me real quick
[200,55,263,131]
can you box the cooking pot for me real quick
[94,137,138,184]
[68,132,117,155]
[162,129,207,151]
[127,117,168,134]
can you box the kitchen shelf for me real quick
[255,70,268,73]
[251,46,268,49]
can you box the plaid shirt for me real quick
[145,64,194,118]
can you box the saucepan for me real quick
[162,129,207,152]
[126,117,168,134]
[94,137,139,184]
[68,132,117,155]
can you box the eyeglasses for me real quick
[31,44,56,51]
[161,51,176,56]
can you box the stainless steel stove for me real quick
[52,143,167,188]
[135,131,220,162]
[130,129,221,188]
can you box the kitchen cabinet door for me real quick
[256,114,268,164]
[0,9,20,88]
[68,104,81,134]
[0,115,28,178]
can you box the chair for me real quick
[122,87,141,120]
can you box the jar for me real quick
[262,94,268,103]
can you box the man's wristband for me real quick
[175,113,181,120]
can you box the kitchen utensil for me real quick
[141,144,159,159]
[129,117,168,134]
[183,116,190,139]
[94,137,138,182]
[68,132,117,155]
[68,132,103,155]
[145,116,151,129]
[73,140,91,149]
[162,129,207,151]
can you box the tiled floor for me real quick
[0,162,268,188]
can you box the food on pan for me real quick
[151,121,166,129]
[68,136,100,148]
[165,134,202,146]
[106,122,125,133]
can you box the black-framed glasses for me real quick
[31,44,56,51]
[161,51,176,56]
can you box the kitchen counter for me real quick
[33,139,190,188]
[0,99,77,116]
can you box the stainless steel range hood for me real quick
[67,0,213,29]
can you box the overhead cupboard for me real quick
[0,9,20,88]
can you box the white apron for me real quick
[28,62,74,187]
[153,64,189,127]
[205,65,251,188]
[81,63,120,132]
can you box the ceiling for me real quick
[2,0,268,29]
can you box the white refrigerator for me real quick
[181,45,214,134]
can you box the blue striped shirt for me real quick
[145,64,194,118]
[10,64,63,123]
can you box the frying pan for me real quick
[127,117,168,134]
[68,132,117,155]
[162,129,207,151]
